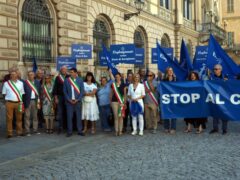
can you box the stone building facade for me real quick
[0,0,208,79]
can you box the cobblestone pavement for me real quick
[0,121,240,180]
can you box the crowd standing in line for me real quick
[1,63,239,139]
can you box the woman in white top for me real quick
[82,72,99,135]
[128,73,145,136]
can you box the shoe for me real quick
[170,130,176,134]
[119,131,123,136]
[152,129,157,134]
[139,131,144,136]
[164,129,169,133]
[78,132,85,136]
[66,133,72,137]
[49,129,54,134]
[131,131,137,135]
[16,134,24,137]
[26,133,31,137]
[222,130,227,135]
[57,128,62,134]
[6,135,12,139]
[184,129,191,133]
[115,131,119,136]
[103,129,112,132]
[196,130,203,134]
[34,131,41,135]
[209,129,218,134]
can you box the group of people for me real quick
[1,64,239,138]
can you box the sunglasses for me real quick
[214,68,220,70]
[147,75,153,77]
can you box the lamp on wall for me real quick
[124,0,145,21]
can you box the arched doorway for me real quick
[21,0,54,62]
[134,26,148,71]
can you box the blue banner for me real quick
[159,80,240,121]
[57,57,76,71]
[72,44,92,59]
[110,44,135,64]
[99,52,108,66]
[135,48,144,65]
[206,34,240,78]
[193,46,208,79]
[152,47,174,64]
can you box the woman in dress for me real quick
[110,73,127,136]
[185,71,207,134]
[41,74,55,134]
[128,74,145,136]
[163,67,177,134]
[82,72,99,135]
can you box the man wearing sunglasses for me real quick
[209,64,228,135]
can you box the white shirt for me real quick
[128,83,145,108]
[28,81,36,99]
[2,80,25,101]
[84,82,97,93]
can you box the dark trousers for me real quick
[123,102,132,130]
[213,118,228,131]
[99,104,111,130]
[57,96,67,129]
[164,119,176,130]
[66,102,82,134]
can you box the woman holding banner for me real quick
[110,73,127,136]
[163,67,177,134]
[184,71,207,134]
[41,73,55,134]
[82,72,99,135]
[128,74,145,136]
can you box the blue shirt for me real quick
[97,80,113,106]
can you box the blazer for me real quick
[63,77,84,103]
[23,79,41,108]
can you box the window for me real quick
[22,0,53,62]
[134,30,144,48]
[183,0,191,20]
[161,34,171,47]
[93,19,110,65]
[227,0,234,13]
[227,32,234,47]
[160,0,170,9]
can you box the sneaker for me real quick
[209,129,218,134]
[170,130,176,134]
[139,131,144,136]
[131,131,137,135]
[34,131,41,135]
[26,133,31,137]
[152,129,157,134]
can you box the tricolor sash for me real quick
[25,80,39,96]
[144,81,159,106]
[43,85,52,102]
[111,82,125,117]
[7,80,24,112]
[68,77,80,94]
[58,74,65,84]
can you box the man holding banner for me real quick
[209,64,228,135]
[63,68,84,137]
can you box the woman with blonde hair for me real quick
[128,73,145,136]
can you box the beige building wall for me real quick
[0,0,205,79]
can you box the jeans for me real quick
[164,119,176,130]
[213,118,228,131]
[99,104,111,130]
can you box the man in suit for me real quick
[23,70,41,136]
[63,68,84,137]
[53,66,69,133]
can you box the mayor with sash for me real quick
[63,67,84,137]
[2,69,25,138]
[23,70,41,136]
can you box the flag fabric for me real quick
[179,39,193,72]
[102,44,119,76]
[206,34,240,78]
[157,42,188,81]
[32,57,38,73]
[193,46,208,80]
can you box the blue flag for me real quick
[157,42,188,81]
[179,39,193,72]
[193,46,208,79]
[206,34,240,78]
[32,57,38,73]
[102,44,119,76]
